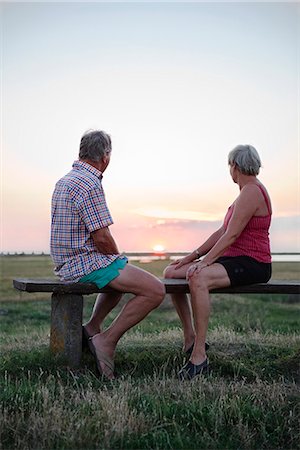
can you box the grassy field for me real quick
[0,255,299,449]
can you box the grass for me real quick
[0,255,299,449]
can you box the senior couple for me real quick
[51,130,272,380]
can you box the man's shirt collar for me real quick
[72,160,103,180]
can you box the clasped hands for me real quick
[170,255,210,281]
[186,261,209,280]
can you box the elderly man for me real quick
[51,130,165,379]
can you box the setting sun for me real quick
[152,244,166,254]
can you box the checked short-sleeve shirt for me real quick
[50,160,119,282]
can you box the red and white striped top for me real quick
[222,184,272,263]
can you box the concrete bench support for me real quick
[50,293,83,368]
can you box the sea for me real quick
[127,253,300,263]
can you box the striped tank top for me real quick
[223,184,272,263]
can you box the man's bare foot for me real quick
[90,333,115,380]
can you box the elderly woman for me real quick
[164,145,272,380]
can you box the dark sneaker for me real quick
[178,359,209,381]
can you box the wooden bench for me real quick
[13,278,300,368]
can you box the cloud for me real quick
[150,219,222,231]
[134,207,224,222]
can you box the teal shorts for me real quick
[79,257,128,289]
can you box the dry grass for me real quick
[1,367,299,450]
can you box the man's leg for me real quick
[83,292,122,337]
[92,264,165,378]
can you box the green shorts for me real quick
[79,257,128,289]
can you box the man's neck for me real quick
[80,159,103,173]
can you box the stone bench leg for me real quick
[50,293,83,368]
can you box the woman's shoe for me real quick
[185,342,210,357]
[178,359,209,381]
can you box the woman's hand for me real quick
[170,252,197,270]
[186,261,209,280]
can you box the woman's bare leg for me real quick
[163,263,196,351]
[188,263,230,365]
[170,293,195,351]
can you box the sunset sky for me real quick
[2,1,299,254]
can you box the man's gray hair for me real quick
[228,144,261,176]
[79,130,112,162]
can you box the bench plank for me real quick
[13,278,300,295]
[12,277,300,368]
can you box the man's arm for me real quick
[91,227,120,254]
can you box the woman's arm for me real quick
[195,226,225,258]
[200,184,260,266]
[171,225,225,269]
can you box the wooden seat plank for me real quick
[13,278,300,295]
[12,277,299,368]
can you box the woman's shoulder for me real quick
[239,182,261,197]
[241,181,269,196]
[240,182,271,214]
[235,182,264,208]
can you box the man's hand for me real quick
[91,227,119,254]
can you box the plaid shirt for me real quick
[50,160,119,282]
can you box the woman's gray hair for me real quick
[79,130,112,162]
[228,144,261,175]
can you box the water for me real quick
[127,254,300,263]
[271,254,300,262]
